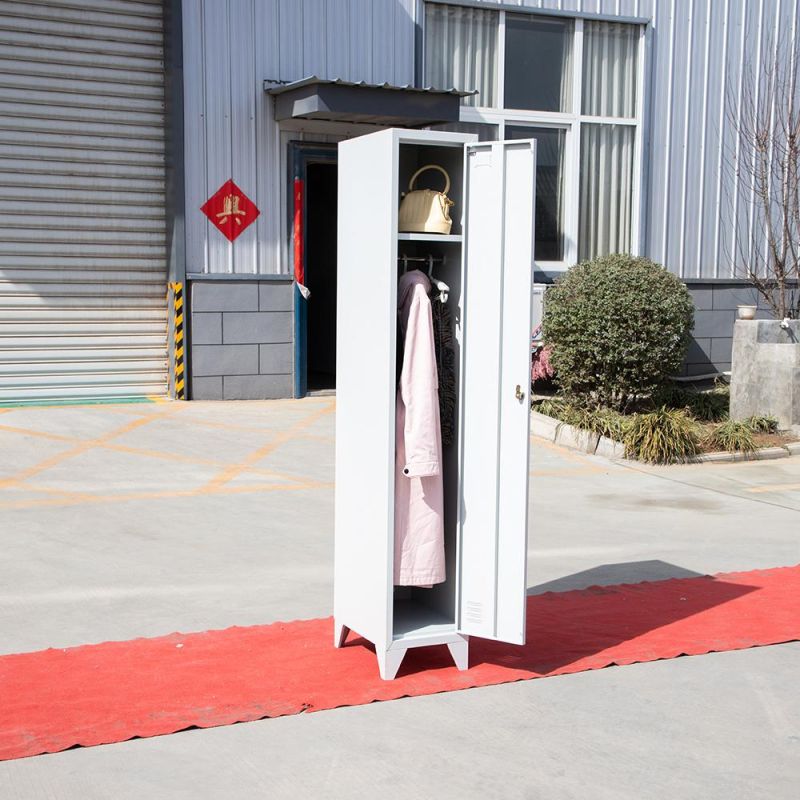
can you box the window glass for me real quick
[428,122,499,141]
[504,15,572,112]
[425,3,498,107]
[506,125,566,261]
[582,21,639,117]
[578,123,635,260]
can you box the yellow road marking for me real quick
[0,423,75,443]
[0,406,181,488]
[25,485,100,502]
[296,432,336,443]
[0,479,333,512]
[747,482,800,494]
[532,436,603,466]
[202,401,335,492]
[0,421,316,486]
[530,466,607,477]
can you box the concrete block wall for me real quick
[683,282,777,376]
[533,273,784,378]
[188,277,294,400]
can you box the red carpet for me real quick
[1,565,799,761]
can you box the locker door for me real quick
[457,140,536,644]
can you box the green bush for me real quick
[653,382,729,421]
[623,407,700,464]
[535,398,566,420]
[687,389,729,422]
[543,254,695,410]
[533,398,628,441]
[704,420,757,454]
[745,415,778,433]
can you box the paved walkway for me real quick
[0,399,798,798]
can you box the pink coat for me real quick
[394,271,446,587]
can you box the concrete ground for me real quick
[0,398,798,799]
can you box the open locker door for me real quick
[457,139,536,645]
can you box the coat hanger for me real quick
[426,254,450,304]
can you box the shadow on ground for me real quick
[528,560,707,594]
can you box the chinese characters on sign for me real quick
[201,179,260,242]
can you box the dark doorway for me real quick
[305,162,338,392]
[288,141,338,397]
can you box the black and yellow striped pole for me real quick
[169,282,186,400]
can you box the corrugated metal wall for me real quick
[182,0,416,276]
[0,0,169,403]
[182,0,799,280]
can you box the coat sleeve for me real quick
[400,285,441,478]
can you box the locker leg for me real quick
[333,621,350,648]
[377,648,406,681]
[447,639,469,671]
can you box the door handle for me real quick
[515,384,525,403]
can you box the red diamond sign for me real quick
[201,179,260,242]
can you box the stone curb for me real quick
[530,410,800,464]
[690,441,800,463]
[530,410,626,459]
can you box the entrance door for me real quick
[457,139,537,645]
[289,143,338,397]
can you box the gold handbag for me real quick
[398,165,454,235]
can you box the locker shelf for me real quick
[397,232,463,242]
[392,599,456,641]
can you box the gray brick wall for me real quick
[534,273,781,378]
[188,278,294,400]
[684,282,775,376]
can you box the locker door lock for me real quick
[515,384,525,403]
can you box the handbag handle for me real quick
[408,164,451,196]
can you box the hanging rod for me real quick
[396,255,445,263]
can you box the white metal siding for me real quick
[183,0,800,280]
[0,0,168,403]
[182,0,416,276]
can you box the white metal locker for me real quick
[0,0,168,404]
[334,128,536,680]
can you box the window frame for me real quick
[421,2,647,271]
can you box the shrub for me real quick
[531,344,555,384]
[653,382,729,421]
[653,384,693,410]
[704,420,757,454]
[543,254,695,410]
[745,415,778,433]
[686,390,729,422]
[533,399,626,441]
[623,407,700,464]
[535,398,565,419]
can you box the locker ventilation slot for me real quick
[465,601,483,625]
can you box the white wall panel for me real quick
[230,0,259,274]
[183,0,417,274]
[183,0,799,278]
[253,0,281,276]
[326,0,352,78]
[349,0,374,82]
[203,0,233,274]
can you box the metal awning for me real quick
[265,77,476,127]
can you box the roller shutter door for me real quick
[0,0,168,404]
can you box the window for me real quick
[579,124,635,260]
[424,4,643,267]
[504,15,572,112]
[425,4,498,107]
[507,126,566,261]
[582,20,639,118]
[429,121,499,141]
